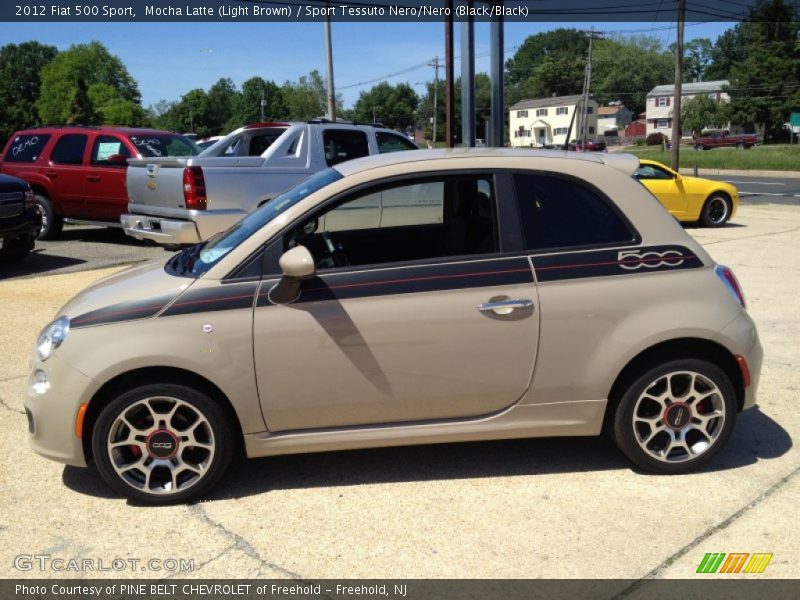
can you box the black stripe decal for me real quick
[532,245,703,283]
[160,282,258,317]
[71,295,174,328]
[257,257,534,306]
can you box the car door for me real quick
[84,134,131,222]
[634,163,689,216]
[47,133,89,218]
[253,172,539,432]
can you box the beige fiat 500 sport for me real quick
[26,149,762,504]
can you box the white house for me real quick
[509,95,599,147]
[597,105,633,133]
[645,80,730,137]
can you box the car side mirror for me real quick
[107,154,128,167]
[269,245,316,304]
[674,172,683,181]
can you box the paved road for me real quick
[706,175,800,204]
[0,201,797,580]
[0,225,168,281]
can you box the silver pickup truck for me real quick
[122,121,418,245]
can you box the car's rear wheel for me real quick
[91,383,235,504]
[736,142,745,150]
[35,194,63,240]
[612,359,737,474]
[700,194,731,227]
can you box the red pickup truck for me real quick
[693,130,761,151]
[0,126,199,239]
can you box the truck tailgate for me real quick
[126,158,188,216]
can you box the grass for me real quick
[622,144,800,171]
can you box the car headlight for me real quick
[36,316,70,362]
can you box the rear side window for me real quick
[376,131,417,153]
[248,129,286,156]
[323,129,369,166]
[128,135,199,157]
[51,134,88,165]
[91,135,131,167]
[4,134,50,163]
[513,173,634,251]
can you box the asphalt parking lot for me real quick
[0,198,797,582]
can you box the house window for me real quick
[656,97,670,107]
[589,126,595,134]
[536,108,548,117]
[516,110,528,118]
[656,119,670,129]
[554,127,569,135]
[556,107,568,115]
[586,106,593,114]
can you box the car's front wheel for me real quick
[612,359,737,474]
[91,383,235,504]
[694,143,705,151]
[700,194,731,227]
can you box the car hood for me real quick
[57,257,196,329]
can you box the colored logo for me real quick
[696,553,773,574]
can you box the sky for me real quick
[1,20,735,109]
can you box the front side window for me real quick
[51,134,88,165]
[513,173,634,251]
[91,135,131,167]
[323,129,369,166]
[289,175,497,270]
[376,131,417,153]
[4,134,50,163]
[634,164,673,180]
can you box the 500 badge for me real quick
[618,249,686,270]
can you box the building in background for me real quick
[597,105,633,134]
[645,80,730,137]
[509,95,599,147]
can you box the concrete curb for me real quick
[677,167,800,179]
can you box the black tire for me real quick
[611,358,737,474]
[35,194,63,240]
[736,142,745,150]
[91,383,236,505]
[700,194,732,227]
[694,143,704,151]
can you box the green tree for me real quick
[232,77,286,128]
[0,41,58,141]
[417,73,491,143]
[592,35,673,116]
[37,41,141,124]
[682,38,714,82]
[353,82,418,130]
[88,83,145,125]
[718,0,800,139]
[206,77,238,134]
[280,70,342,120]
[681,95,723,136]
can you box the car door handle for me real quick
[477,299,534,315]
[47,170,57,178]
[86,175,101,182]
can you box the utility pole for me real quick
[579,29,599,150]
[429,56,442,146]
[444,0,455,147]
[260,89,265,121]
[323,3,336,121]
[671,0,686,170]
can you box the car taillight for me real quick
[714,265,746,308]
[24,188,35,209]
[183,166,207,210]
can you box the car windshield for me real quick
[128,134,200,157]
[174,168,344,277]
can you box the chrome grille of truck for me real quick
[0,191,24,218]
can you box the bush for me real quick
[646,132,669,146]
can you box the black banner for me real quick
[0,0,778,23]
[6,579,800,600]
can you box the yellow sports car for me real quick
[634,159,739,227]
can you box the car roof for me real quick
[13,126,177,136]
[334,148,641,177]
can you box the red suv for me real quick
[0,126,199,239]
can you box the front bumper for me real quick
[24,355,93,467]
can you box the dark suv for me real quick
[0,126,199,239]
[0,173,40,262]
